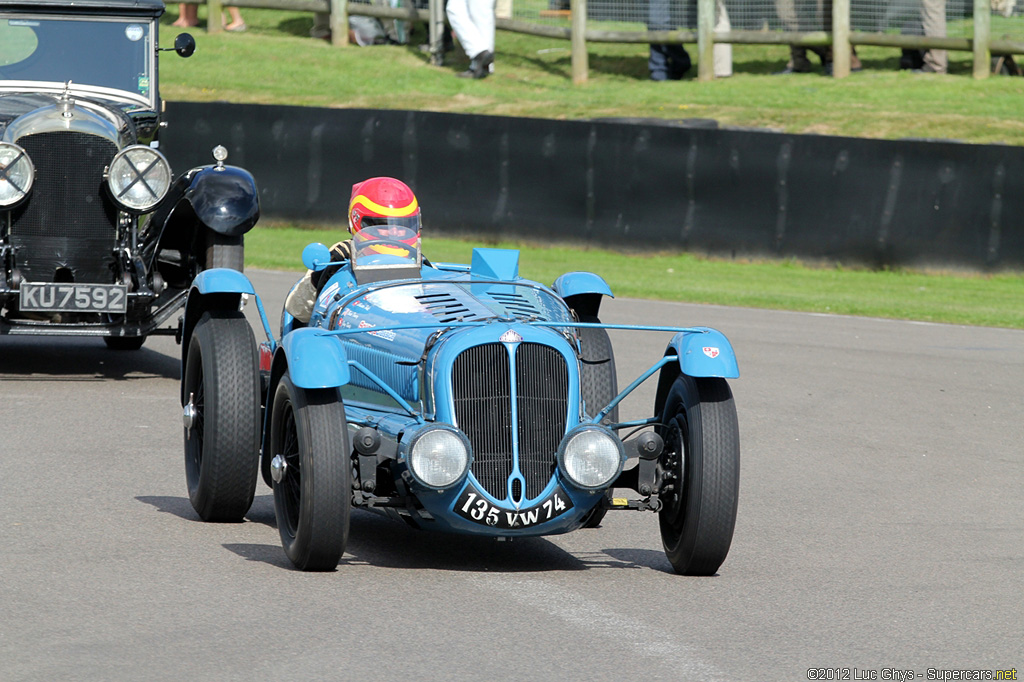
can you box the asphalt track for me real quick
[1,268,1021,682]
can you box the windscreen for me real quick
[0,15,154,102]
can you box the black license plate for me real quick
[19,282,128,313]
[455,483,574,529]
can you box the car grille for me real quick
[452,342,569,502]
[10,131,119,283]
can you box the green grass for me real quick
[248,224,1024,329]
[159,8,1024,145]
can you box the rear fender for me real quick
[552,271,614,318]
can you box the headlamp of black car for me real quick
[106,145,172,213]
[557,425,625,490]
[405,426,473,490]
[0,142,35,208]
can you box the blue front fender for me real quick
[190,268,256,296]
[669,327,739,378]
[279,328,350,389]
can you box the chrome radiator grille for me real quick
[452,342,568,502]
[10,131,119,283]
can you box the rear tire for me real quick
[270,373,351,571]
[656,375,739,576]
[182,311,261,522]
[205,233,245,272]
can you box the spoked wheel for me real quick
[182,311,261,522]
[577,315,618,528]
[269,373,351,571]
[656,374,740,576]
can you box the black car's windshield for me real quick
[0,15,153,101]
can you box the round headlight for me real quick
[107,145,172,212]
[408,428,471,489]
[0,142,34,207]
[558,427,624,490]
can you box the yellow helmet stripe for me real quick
[350,194,418,217]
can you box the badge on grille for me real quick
[499,330,522,344]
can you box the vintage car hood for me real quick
[0,91,152,144]
[318,269,576,361]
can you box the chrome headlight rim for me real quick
[405,425,473,491]
[106,144,172,213]
[557,425,625,491]
[0,141,35,208]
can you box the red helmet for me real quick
[348,177,420,236]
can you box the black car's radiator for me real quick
[452,342,569,503]
[10,131,119,283]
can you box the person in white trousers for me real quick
[447,0,496,78]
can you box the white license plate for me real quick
[19,282,128,313]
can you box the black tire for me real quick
[205,232,245,272]
[103,335,145,351]
[655,375,740,576]
[577,315,618,528]
[269,373,351,571]
[182,311,261,522]
[578,315,618,423]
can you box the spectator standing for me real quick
[647,0,691,80]
[224,6,246,32]
[172,3,198,27]
[774,0,861,74]
[447,0,496,78]
[646,0,732,80]
[919,0,947,73]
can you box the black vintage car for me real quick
[0,0,258,349]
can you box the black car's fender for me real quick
[141,164,260,280]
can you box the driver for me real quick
[285,177,422,324]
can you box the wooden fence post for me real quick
[697,0,713,80]
[571,0,588,84]
[973,0,990,79]
[832,0,850,77]
[208,0,224,32]
[428,0,445,66]
[331,0,350,46]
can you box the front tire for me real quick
[182,311,261,522]
[656,375,739,576]
[205,232,245,272]
[269,373,351,571]
[577,315,617,528]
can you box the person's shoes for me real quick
[225,22,247,32]
[774,58,813,75]
[458,50,493,78]
[473,50,493,78]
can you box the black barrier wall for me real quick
[163,102,1024,270]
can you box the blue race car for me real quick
[178,235,740,575]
